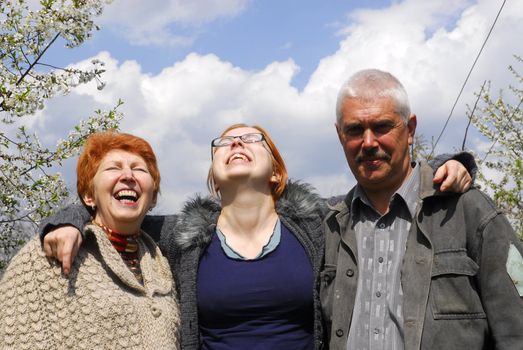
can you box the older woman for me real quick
[39,124,473,349]
[0,131,180,349]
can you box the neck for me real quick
[218,184,278,237]
[362,188,397,215]
[92,218,140,237]
[362,163,413,215]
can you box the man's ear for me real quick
[335,122,343,144]
[407,114,417,145]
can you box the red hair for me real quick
[77,131,160,212]
[207,123,288,200]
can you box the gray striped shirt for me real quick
[347,164,420,350]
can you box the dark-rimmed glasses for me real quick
[211,133,265,147]
[211,133,265,158]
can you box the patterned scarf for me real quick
[93,220,143,285]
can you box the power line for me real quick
[431,0,508,156]
[461,80,487,151]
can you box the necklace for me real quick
[92,220,143,285]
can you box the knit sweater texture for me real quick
[0,224,180,350]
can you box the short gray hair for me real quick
[335,69,411,124]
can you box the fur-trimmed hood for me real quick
[174,180,326,249]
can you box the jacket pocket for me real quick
[430,250,486,319]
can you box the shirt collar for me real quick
[350,162,420,219]
[215,218,281,260]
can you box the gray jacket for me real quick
[321,161,523,350]
[159,180,327,349]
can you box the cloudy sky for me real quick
[30,0,523,213]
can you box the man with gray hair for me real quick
[320,69,523,349]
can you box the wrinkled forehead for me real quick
[222,126,259,137]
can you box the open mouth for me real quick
[227,152,250,164]
[114,189,139,203]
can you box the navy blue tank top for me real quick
[197,223,314,349]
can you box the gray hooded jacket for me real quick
[159,180,327,349]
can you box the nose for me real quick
[362,129,378,149]
[230,136,245,147]
[119,166,135,181]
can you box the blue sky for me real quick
[48,0,389,89]
[33,0,523,213]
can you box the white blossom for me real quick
[0,0,118,270]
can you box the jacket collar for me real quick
[326,161,447,228]
[419,161,438,199]
[325,188,354,224]
[175,180,325,249]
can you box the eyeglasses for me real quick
[211,133,266,159]
[211,133,265,147]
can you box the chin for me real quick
[359,170,387,182]
[111,209,146,223]
[357,174,390,188]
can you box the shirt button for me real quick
[374,328,380,334]
[378,223,386,229]
[335,329,344,337]
[376,291,381,297]
[378,257,384,263]
[346,269,354,277]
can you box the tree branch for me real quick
[0,32,61,111]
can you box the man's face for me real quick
[336,96,416,194]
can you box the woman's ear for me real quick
[83,194,95,207]
[270,172,281,184]
[83,194,96,212]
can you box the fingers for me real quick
[435,160,472,193]
[433,165,446,185]
[453,170,472,192]
[439,170,456,192]
[43,236,54,258]
[42,225,82,276]
[60,234,83,275]
[60,240,73,275]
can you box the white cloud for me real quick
[36,0,523,211]
[307,0,522,151]
[47,50,340,210]
[99,0,249,46]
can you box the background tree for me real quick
[0,0,121,270]
[412,58,522,239]
[469,56,523,239]
[411,134,434,163]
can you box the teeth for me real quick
[115,190,138,201]
[229,153,248,163]
[118,190,137,198]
